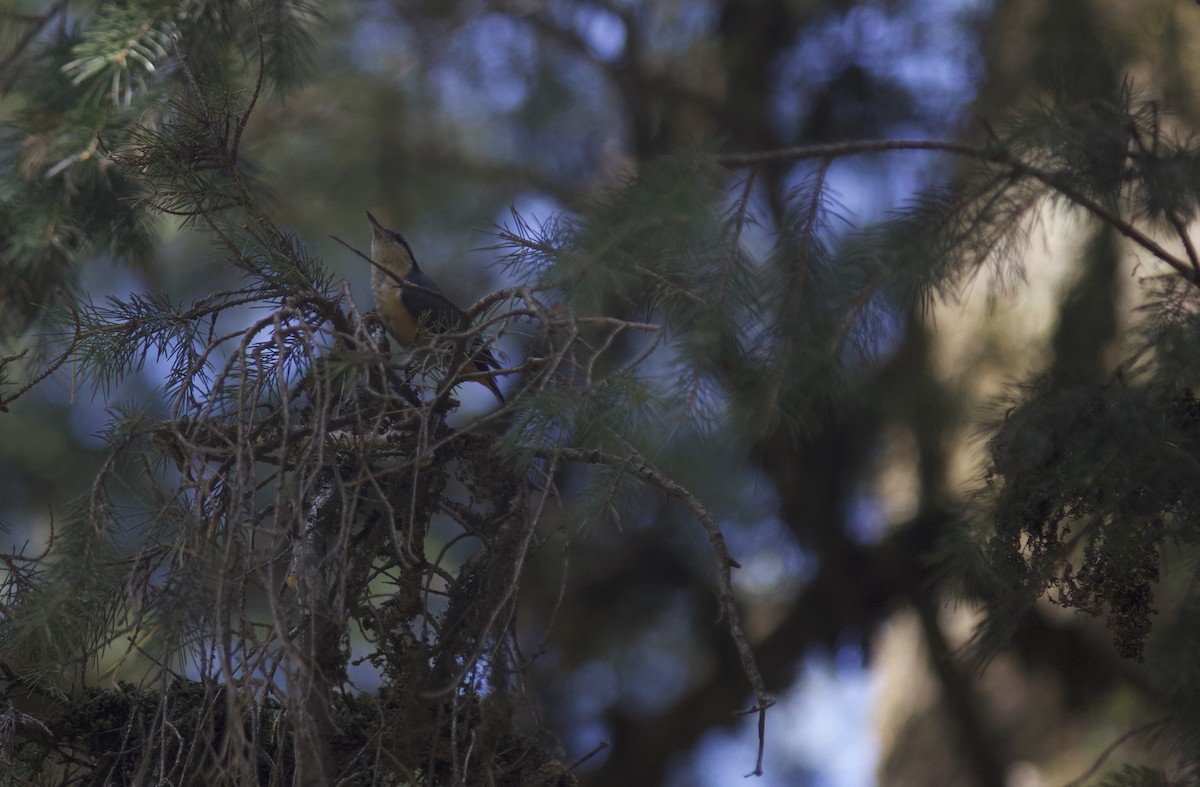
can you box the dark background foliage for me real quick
[4,1,1200,785]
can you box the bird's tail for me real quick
[469,343,505,404]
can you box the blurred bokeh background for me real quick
[5,0,1200,784]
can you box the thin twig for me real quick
[567,740,611,771]
[0,0,68,85]
[1170,213,1200,279]
[230,27,266,166]
[1059,716,1170,787]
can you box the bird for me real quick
[366,211,505,404]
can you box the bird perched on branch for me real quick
[366,212,505,403]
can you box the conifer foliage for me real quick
[3,2,1200,786]
[1,2,763,783]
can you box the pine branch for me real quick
[718,138,1198,284]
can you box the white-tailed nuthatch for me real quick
[367,212,504,403]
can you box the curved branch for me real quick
[550,444,775,776]
[1059,716,1171,787]
[718,139,1196,284]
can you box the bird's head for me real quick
[367,211,419,277]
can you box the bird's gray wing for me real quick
[401,270,459,332]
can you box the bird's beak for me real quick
[366,211,388,241]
